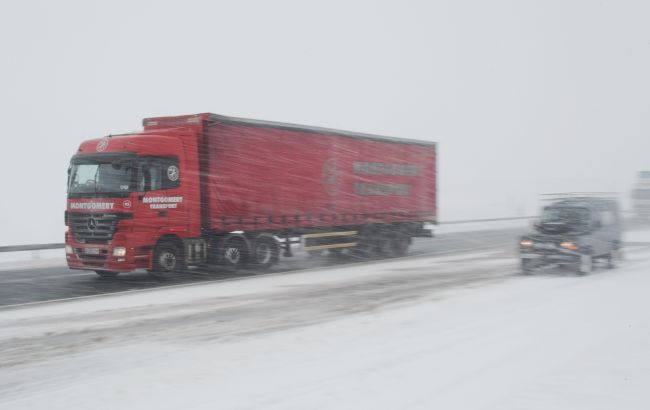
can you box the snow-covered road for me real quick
[1,232,650,409]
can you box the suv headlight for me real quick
[65,244,73,254]
[113,247,127,257]
[520,239,534,247]
[560,241,579,251]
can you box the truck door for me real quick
[135,156,186,235]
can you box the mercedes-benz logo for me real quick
[87,217,98,230]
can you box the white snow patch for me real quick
[1,243,650,409]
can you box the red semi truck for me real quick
[65,113,437,277]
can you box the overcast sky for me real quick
[1,0,649,245]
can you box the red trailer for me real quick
[65,113,437,277]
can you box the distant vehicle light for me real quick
[560,241,579,251]
[113,247,127,257]
[520,239,533,247]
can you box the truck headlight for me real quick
[520,239,533,247]
[560,241,579,251]
[113,247,127,257]
[65,244,73,254]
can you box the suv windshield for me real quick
[539,206,590,233]
[68,154,179,197]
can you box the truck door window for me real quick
[138,157,180,191]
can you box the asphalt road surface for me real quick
[0,228,525,307]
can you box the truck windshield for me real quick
[68,154,179,197]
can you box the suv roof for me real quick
[542,193,620,212]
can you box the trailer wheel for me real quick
[221,237,249,270]
[149,241,185,278]
[252,237,279,270]
[389,234,410,257]
[94,270,120,278]
[374,236,393,257]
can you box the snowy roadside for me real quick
[1,240,650,409]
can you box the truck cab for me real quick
[519,194,622,275]
[65,129,203,277]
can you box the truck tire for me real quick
[94,270,120,278]
[150,241,185,278]
[389,234,410,257]
[374,236,393,258]
[221,237,249,270]
[252,237,279,270]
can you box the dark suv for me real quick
[519,194,622,274]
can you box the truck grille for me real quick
[68,213,131,244]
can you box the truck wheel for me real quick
[150,242,185,278]
[577,254,593,275]
[374,237,393,258]
[94,270,120,278]
[252,238,279,270]
[390,234,410,257]
[221,237,248,270]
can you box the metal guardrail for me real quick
[0,243,65,253]
[438,216,535,225]
[0,216,537,253]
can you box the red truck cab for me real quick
[66,126,202,276]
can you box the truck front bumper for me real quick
[65,242,147,272]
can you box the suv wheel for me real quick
[606,249,622,269]
[521,258,536,275]
[577,254,593,275]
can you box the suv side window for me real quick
[591,211,602,228]
[600,211,613,226]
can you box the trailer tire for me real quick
[389,233,410,257]
[221,237,249,270]
[252,237,279,270]
[375,236,393,257]
[94,270,120,278]
[149,241,185,278]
